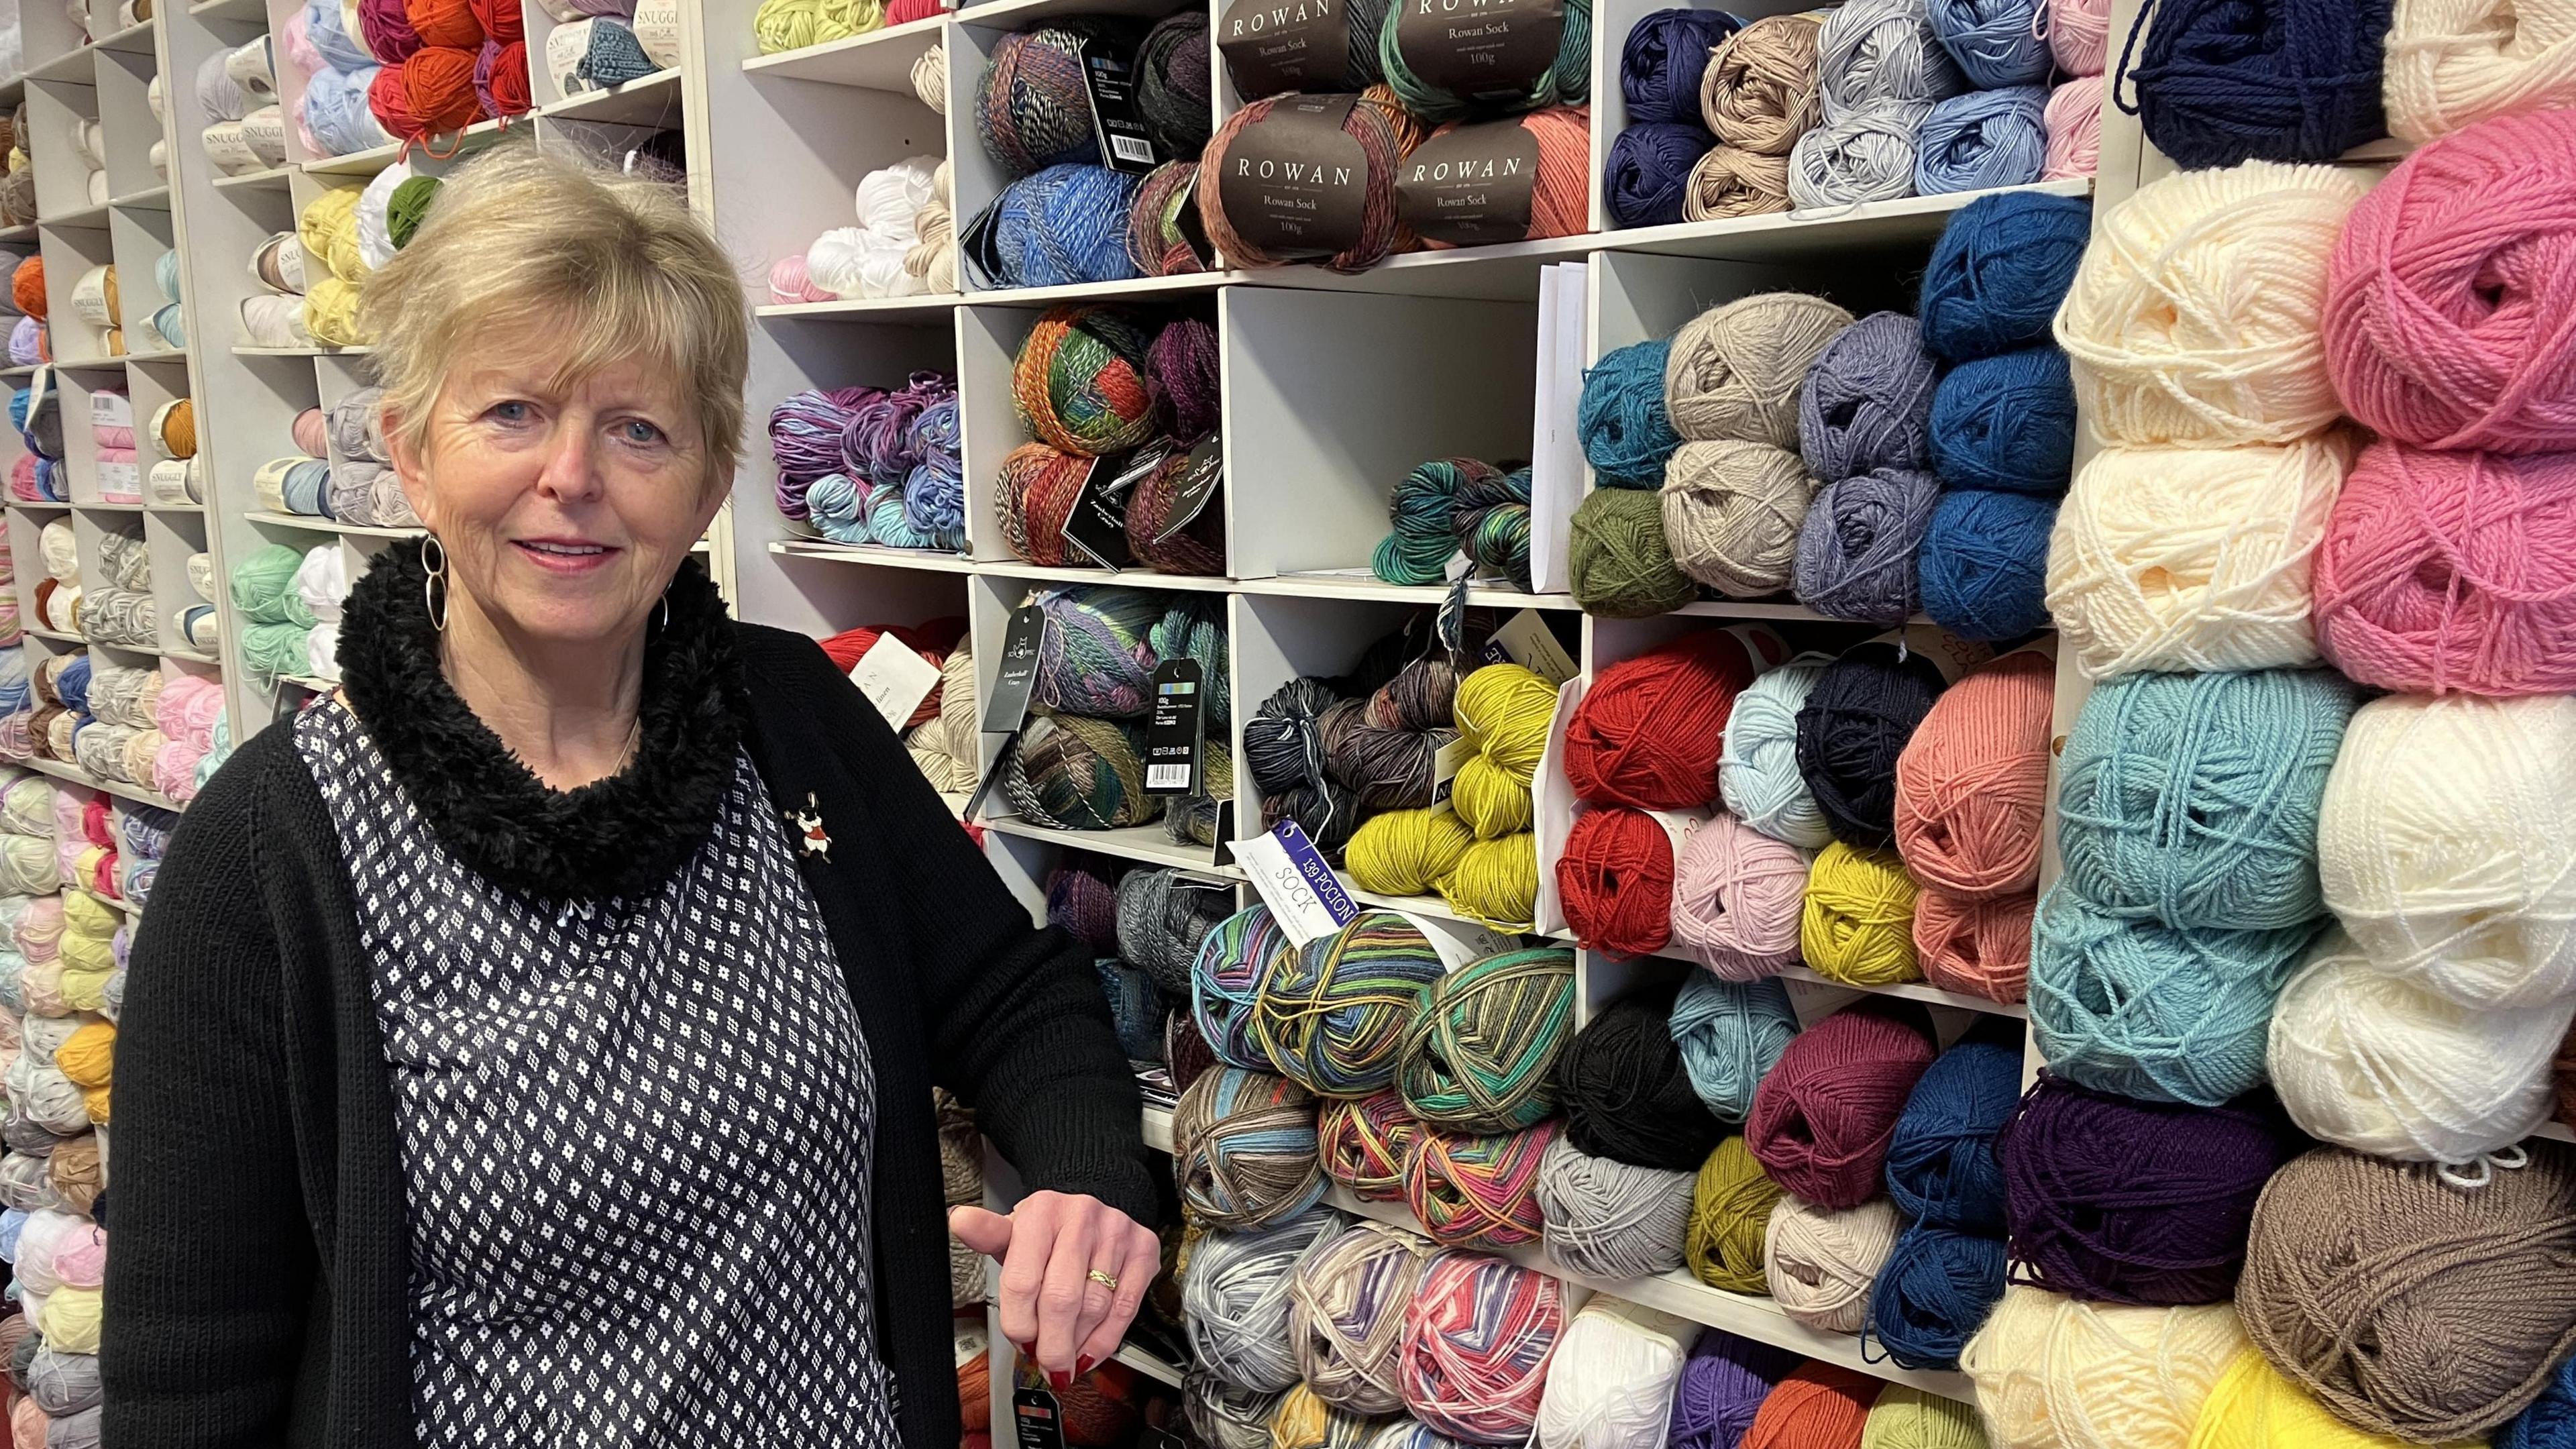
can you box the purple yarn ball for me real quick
[1792,466,1940,625]
[1799,310,1939,482]
[1148,315,1220,444]
[1668,1328,1798,1449]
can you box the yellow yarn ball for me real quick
[1452,755,1534,837]
[1346,807,1474,897]
[81,1082,108,1123]
[752,0,883,52]
[39,1286,101,1354]
[2188,1349,2479,1449]
[305,276,367,347]
[298,186,367,284]
[1862,1387,1990,1449]
[1962,1285,2247,1449]
[1684,1136,1780,1294]
[1269,1383,1378,1449]
[1801,841,1921,987]
[1455,663,1558,775]
[60,890,115,938]
[54,1020,112,1088]
[58,925,113,979]
[1438,833,1538,931]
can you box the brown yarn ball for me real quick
[1684,146,1792,221]
[1660,439,1817,598]
[936,1087,983,1206]
[1699,14,1825,156]
[996,440,1091,566]
[1126,446,1226,576]
[1199,91,1409,273]
[1664,292,1854,447]
[48,1134,99,1216]
[2237,1141,2576,1441]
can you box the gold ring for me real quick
[1087,1269,1120,1291]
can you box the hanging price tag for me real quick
[1233,820,1358,946]
[982,604,1049,735]
[1013,1388,1069,1449]
[850,631,943,731]
[1144,659,1204,796]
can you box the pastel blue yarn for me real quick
[1913,85,2050,197]
[154,251,181,306]
[1666,972,1799,1124]
[9,388,25,433]
[867,485,935,549]
[2029,883,2317,1106]
[0,679,25,715]
[1578,337,1682,488]
[1866,1224,2006,1371]
[305,0,371,74]
[995,164,1142,288]
[305,65,393,157]
[1884,1040,2019,1232]
[807,474,872,544]
[54,655,90,716]
[1926,0,2051,88]
[0,1210,22,1263]
[283,458,333,517]
[902,396,966,549]
[35,461,63,500]
[2502,1354,2576,1449]
[1929,347,2074,494]
[1917,189,2092,361]
[150,304,186,351]
[1918,487,2054,641]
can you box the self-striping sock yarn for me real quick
[1794,637,1954,849]
[1885,1039,2020,1232]
[1685,1134,1784,1293]
[1748,1002,1938,1210]
[1196,905,1296,1069]
[1321,1089,1420,1201]
[1962,1286,2247,1449]
[1743,1364,1882,1449]
[1794,468,1940,626]
[1187,1205,1349,1393]
[1801,842,1922,987]
[1254,910,1451,1097]
[1914,86,2049,195]
[978,23,1136,174]
[1721,657,1834,850]
[1404,1119,1560,1249]
[1137,10,1212,156]
[1214,0,1394,97]
[1002,714,1152,830]
[1558,983,1727,1171]
[2382,0,2576,144]
[1700,13,1824,154]
[1014,305,1160,456]
[1800,312,1939,482]
[991,164,1142,288]
[1668,814,1809,981]
[1172,1065,1329,1230]
[1608,121,1719,229]
[1537,1131,1699,1279]
[1582,339,1684,487]
[1893,647,2051,900]
[1566,628,1774,808]
[1558,806,1687,959]
[1292,1218,1436,1416]
[1624,9,1747,124]
[1377,0,1591,120]
[1670,1329,1799,1449]
[1918,189,2090,362]
[1399,947,1576,1132]
[1570,486,1699,617]
[1401,1254,1565,1446]
[1668,972,1799,1123]
[1198,93,1410,273]
[1868,1225,2006,1371]
[1927,349,2076,495]
[1666,292,1854,448]
[1919,488,2056,641]
[1187,1370,1283,1449]
[1765,1193,1902,1334]
[2120,0,2392,169]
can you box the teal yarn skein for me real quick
[2029,883,2318,1107]
[1375,460,1485,585]
[2056,667,2358,931]
[1666,971,1799,1123]
[1580,339,1683,488]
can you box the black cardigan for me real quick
[99,621,1161,1449]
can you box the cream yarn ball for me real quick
[2318,693,2576,1010]
[1763,1193,1901,1334]
[2383,0,2576,144]
[1532,1299,1696,1449]
[1664,292,1855,447]
[1962,1285,2247,1449]
[2045,437,2350,678]
[2267,928,2571,1166]
[2053,160,2371,447]
[1660,440,1817,598]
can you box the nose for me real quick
[534,414,606,503]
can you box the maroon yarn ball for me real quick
[1148,316,1220,443]
[1746,1002,1937,1210]
[1046,862,1121,952]
[1996,1073,2306,1306]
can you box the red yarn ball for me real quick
[1745,1002,1937,1210]
[485,39,530,116]
[468,0,520,44]
[405,0,484,50]
[1055,1360,1140,1447]
[1564,629,1782,809]
[369,61,425,138]
[1555,806,1680,959]
[886,0,942,20]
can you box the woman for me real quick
[103,146,1161,1448]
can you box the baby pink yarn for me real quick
[2324,106,2576,453]
[292,407,328,456]
[2047,0,2107,76]
[2042,76,2100,181]
[767,255,835,305]
[1668,812,1809,981]
[50,1224,104,1289]
[2313,439,2576,697]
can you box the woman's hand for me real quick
[951,1193,1161,1386]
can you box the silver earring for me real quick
[421,534,449,633]
[658,592,670,632]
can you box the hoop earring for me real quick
[421,534,449,633]
[658,592,670,633]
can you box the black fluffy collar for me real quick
[337,540,745,903]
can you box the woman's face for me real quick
[387,333,721,650]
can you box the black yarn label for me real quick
[1218,0,1350,101]
[959,198,1008,290]
[1396,118,1540,245]
[1012,1389,1069,1449]
[1144,659,1205,795]
[1153,435,1224,543]
[1075,33,1163,174]
[1215,94,1369,262]
[982,603,1050,735]
[1062,456,1136,570]
[1171,166,1217,270]
[1392,0,1563,104]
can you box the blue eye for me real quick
[621,419,665,445]
[488,400,532,424]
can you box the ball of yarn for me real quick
[1254,910,1448,1097]
[1397,946,1575,1132]
[2054,161,2370,447]
[2269,928,2570,1164]
[1665,291,1854,448]
[1187,1205,1347,1393]
[1291,1218,1434,1415]
[1743,1363,1882,1449]
[2319,693,2576,1008]
[1413,108,1593,247]
[1320,1089,1419,1201]
[2045,437,2353,678]
[1801,843,1921,986]
[1002,713,1150,829]
[1375,457,1487,585]
[1794,638,1951,849]
[1927,349,2075,495]
[1581,339,1684,488]
[993,164,1143,289]
[1893,648,2051,900]
[1558,806,1684,959]
[977,24,1124,174]
[1961,1286,2248,1449]
[1566,628,1770,809]
[1126,160,1205,278]
[1918,188,2089,364]
[1187,1371,1285,1449]
[1557,984,1725,1171]
[11,258,41,319]
[1441,835,1541,931]
[1925,0,2048,87]
[1860,1387,1984,1449]
[1197,905,1294,1069]
[1720,658,1831,849]
[1172,1066,1328,1230]
[396,46,482,135]
[1817,0,1962,117]
[1624,9,1744,124]
[1115,868,1232,996]
[2239,1142,2576,1440]
[1535,1300,1699,1449]
[1794,467,1939,626]
[1684,144,1794,220]
[1377,0,1590,121]
[1918,488,2055,641]
[2055,665,2355,931]
[1998,1072,2301,1307]
[1671,1329,1799,1449]
[1404,1119,1558,1248]
[1014,305,1159,457]
[1607,122,1717,229]
[1197,92,1409,273]
[1766,1194,1902,1333]
[2383,0,2576,144]
[1799,311,1937,482]
[1146,315,1219,443]
[1136,10,1211,156]
[1400,1254,1564,1446]
[1883,1038,2019,1232]
[1700,13,1825,154]
[1569,486,1697,618]
[1788,101,1930,207]
[2125,0,2391,169]
[1536,1131,1696,1279]
[1868,1224,2006,1371]
[1915,861,2033,1000]
[1033,584,1164,717]
[2027,885,2316,1107]
[1747,1002,1937,1210]
[1668,816,1807,982]
[2042,75,2102,180]
[1913,85,2048,195]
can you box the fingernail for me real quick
[1048,1371,1073,1394]
[1014,1340,1036,1361]
[1075,1356,1097,1378]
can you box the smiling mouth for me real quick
[513,539,620,571]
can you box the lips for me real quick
[511,538,621,573]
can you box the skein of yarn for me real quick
[1685,1135,1784,1292]
[1197,904,1293,1069]
[1793,467,1939,626]
[1667,973,1798,1128]
[1884,1039,2019,1232]
[1556,984,1725,1171]
[1799,311,1937,482]
[1766,1194,1902,1333]
[1926,349,2076,495]
[1925,0,2047,87]
[1801,842,1921,987]
[1664,291,1853,449]
[1536,1132,1697,1280]
[1534,1299,1698,1449]
[1580,339,1684,488]
[1913,86,2049,195]
[2122,0,2391,169]
[1962,1286,2247,1449]
[1746,1003,1937,1210]
[1684,144,1794,220]
[1918,189,2090,364]
[2382,0,2576,144]
[1868,1224,2006,1371]
[1701,14,1823,154]
[1670,1329,1799,1449]
[1291,1218,1436,1415]
[1013,305,1159,457]
[1401,1254,1565,1446]
[2043,75,2102,180]
[1403,1118,1559,1249]
[1321,1089,1419,1202]
[1623,9,1744,123]
[1171,1066,1329,1230]
[1892,648,2051,900]
[1742,1363,1882,1449]
[1667,815,1808,982]
[1403,107,1592,247]
[1721,656,1833,850]
[1377,0,1590,121]
[1569,485,1698,617]
[1199,92,1409,273]
[1816,0,1963,119]
[1254,910,1450,1098]
[1607,121,1719,229]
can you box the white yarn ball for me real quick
[1763,1193,1902,1334]
[855,154,938,239]
[307,619,341,682]
[2054,160,2371,447]
[2267,928,2571,1165]
[294,541,347,624]
[1962,1286,2247,1449]
[2385,0,2576,144]
[2045,436,2350,679]
[38,521,76,584]
[2320,693,2576,1010]
[356,160,410,272]
[913,40,947,113]
[1532,1299,1695,1449]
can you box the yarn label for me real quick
[202,122,262,175]
[959,199,1008,290]
[1217,0,1350,101]
[1215,94,1369,261]
[982,604,1050,735]
[1144,659,1204,795]
[1150,435,1224,543]
[1489,608,1577,686]
[1865,625,1991,685]
[1061,457,1137,570]
[1236,819,1358,946]
[849,631,943,733]
[1392,0,1564,103]
[1012,1388,1069,1449]
[1430,734,1472,804]
[1394,119,1540,246]
[1074,33,1163,173]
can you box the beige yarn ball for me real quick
[1763,1193,1901,1334]
[1684,146,1792,221]
[2054,160,2371,447]
[1961,1285,2247,1449]
[1661,440,1817,598]
[2044,436,2351,679]
[1664,292,1855,446]
[2384,0,2576,143]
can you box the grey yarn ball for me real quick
[1185,1206,1346,1393]
[1817,0,1966,121]
[29,1347,100,1416]
[1116,868,1236,997]
[1799,310,1939,482]
[1533,1134,1697,1281]
[1662,439,1819,598]
[1187,1369,1283,1449]
[1792,467,1940,625]
[1788,102,1929,209]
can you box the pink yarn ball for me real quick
[2047,0,2107,76]
[2042,76,2100,181]
[1668,812,1809,981]
[284,7,324,76]
[2313,439,2576,697]
[51,1224,103,1289]
[292,407,329,457]
[156,740,208,801]
[11,1394,44,1449]
[2324,106,2576,453]
[767,255,834,305]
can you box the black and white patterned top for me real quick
[294,698,906,1449]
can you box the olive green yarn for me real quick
[1397,945,1576,1130]
[386,174,441,250]
[1568,486,1695,617]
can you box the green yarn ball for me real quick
[1003,712,1152,830]
[1398,945,1576,1131]
[386,175,441,250]
[229,544,314,627]
[1568,486,1695,617]
[1377,0,1592,121]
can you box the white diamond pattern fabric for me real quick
[294,700,906,1448]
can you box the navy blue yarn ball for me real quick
[1868,1224,2007,1371]
[1917,189,2092,361]
[1620,9,1743,124]
[1929,347,2076,495]
[2120,0,2392,170]
[1605,121,1716,229]
[1919,488,2056,642]
[1884,1040,2023,1233]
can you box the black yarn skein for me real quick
[1794,640,1948,848]
[1556,983,1727,1172]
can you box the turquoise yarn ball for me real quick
[2029,883,2318,1106]
[1918,487,2055,641]
[2055,667,2358,931]
[1666,971,1799,1124]
[1578,338,1681,488]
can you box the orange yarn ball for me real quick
[10,256,42,319]
[405,0,484,50]
[1892,649,2053,899]
[1415,106,1592,249]
[1740,1363,1882,1449]
[487,39,531,115]
[996,440,1093,566]
[1055,1360,1140,1447]
[1913,885,2035,1004]
[959,1350,991,1432]
[401,46,484,134]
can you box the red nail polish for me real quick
[1075,1356,1097,1378]
[1014,1340,1036,1361]
[1048,1371,1073,1394]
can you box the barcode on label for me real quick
[1146,763,1192,790]
[1112,135,1155,164]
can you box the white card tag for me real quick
[850,631,941,731]
[1493,608,1577,686]
[1233,820,1357,947]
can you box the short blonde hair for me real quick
[358,143,749,492]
